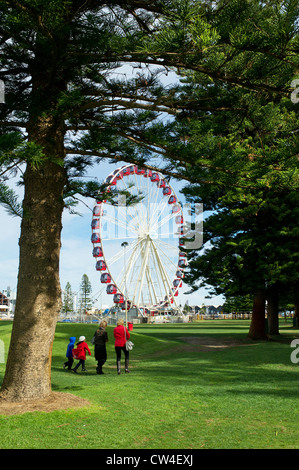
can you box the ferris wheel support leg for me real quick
[150,239,178,308]
[135,237,151,308]
[144,257,158,306]
[120,239,143,304]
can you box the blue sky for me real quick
[0,159,224,309]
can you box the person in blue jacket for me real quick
[63,336,76,370]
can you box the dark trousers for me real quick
[73,359,86,371]
[115,346,129,361]
[64,357,74,370]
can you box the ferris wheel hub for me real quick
[138,231,150,239]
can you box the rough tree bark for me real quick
[248,290,267,340]
[0,114,66,401]
[267,288,279,336]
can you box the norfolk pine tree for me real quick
[79,274,92,313]
[167,2,299,338]
[62,282,73,315]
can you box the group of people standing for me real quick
[63,318,131,375]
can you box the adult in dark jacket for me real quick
[113,318,130,374]
[92,320,108,374]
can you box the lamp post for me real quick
[121,241,129,326]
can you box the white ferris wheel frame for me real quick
[91,164,187,312]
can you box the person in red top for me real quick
[72,336,91,373]
[113,318,131,374]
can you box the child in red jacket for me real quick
[72,336,91,373]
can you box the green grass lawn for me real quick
[0,319,298,449]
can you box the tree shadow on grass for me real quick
[133,339,299,399]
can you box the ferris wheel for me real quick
[91,164,187,312]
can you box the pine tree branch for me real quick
[67,96,180,116]
[0,121,27,128]
[0,160,23,179]
[0,183,22,217]
[64,148,259,189]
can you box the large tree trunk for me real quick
[0,116,66,401]
[267,288,279,336]
[248,290,267,340]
